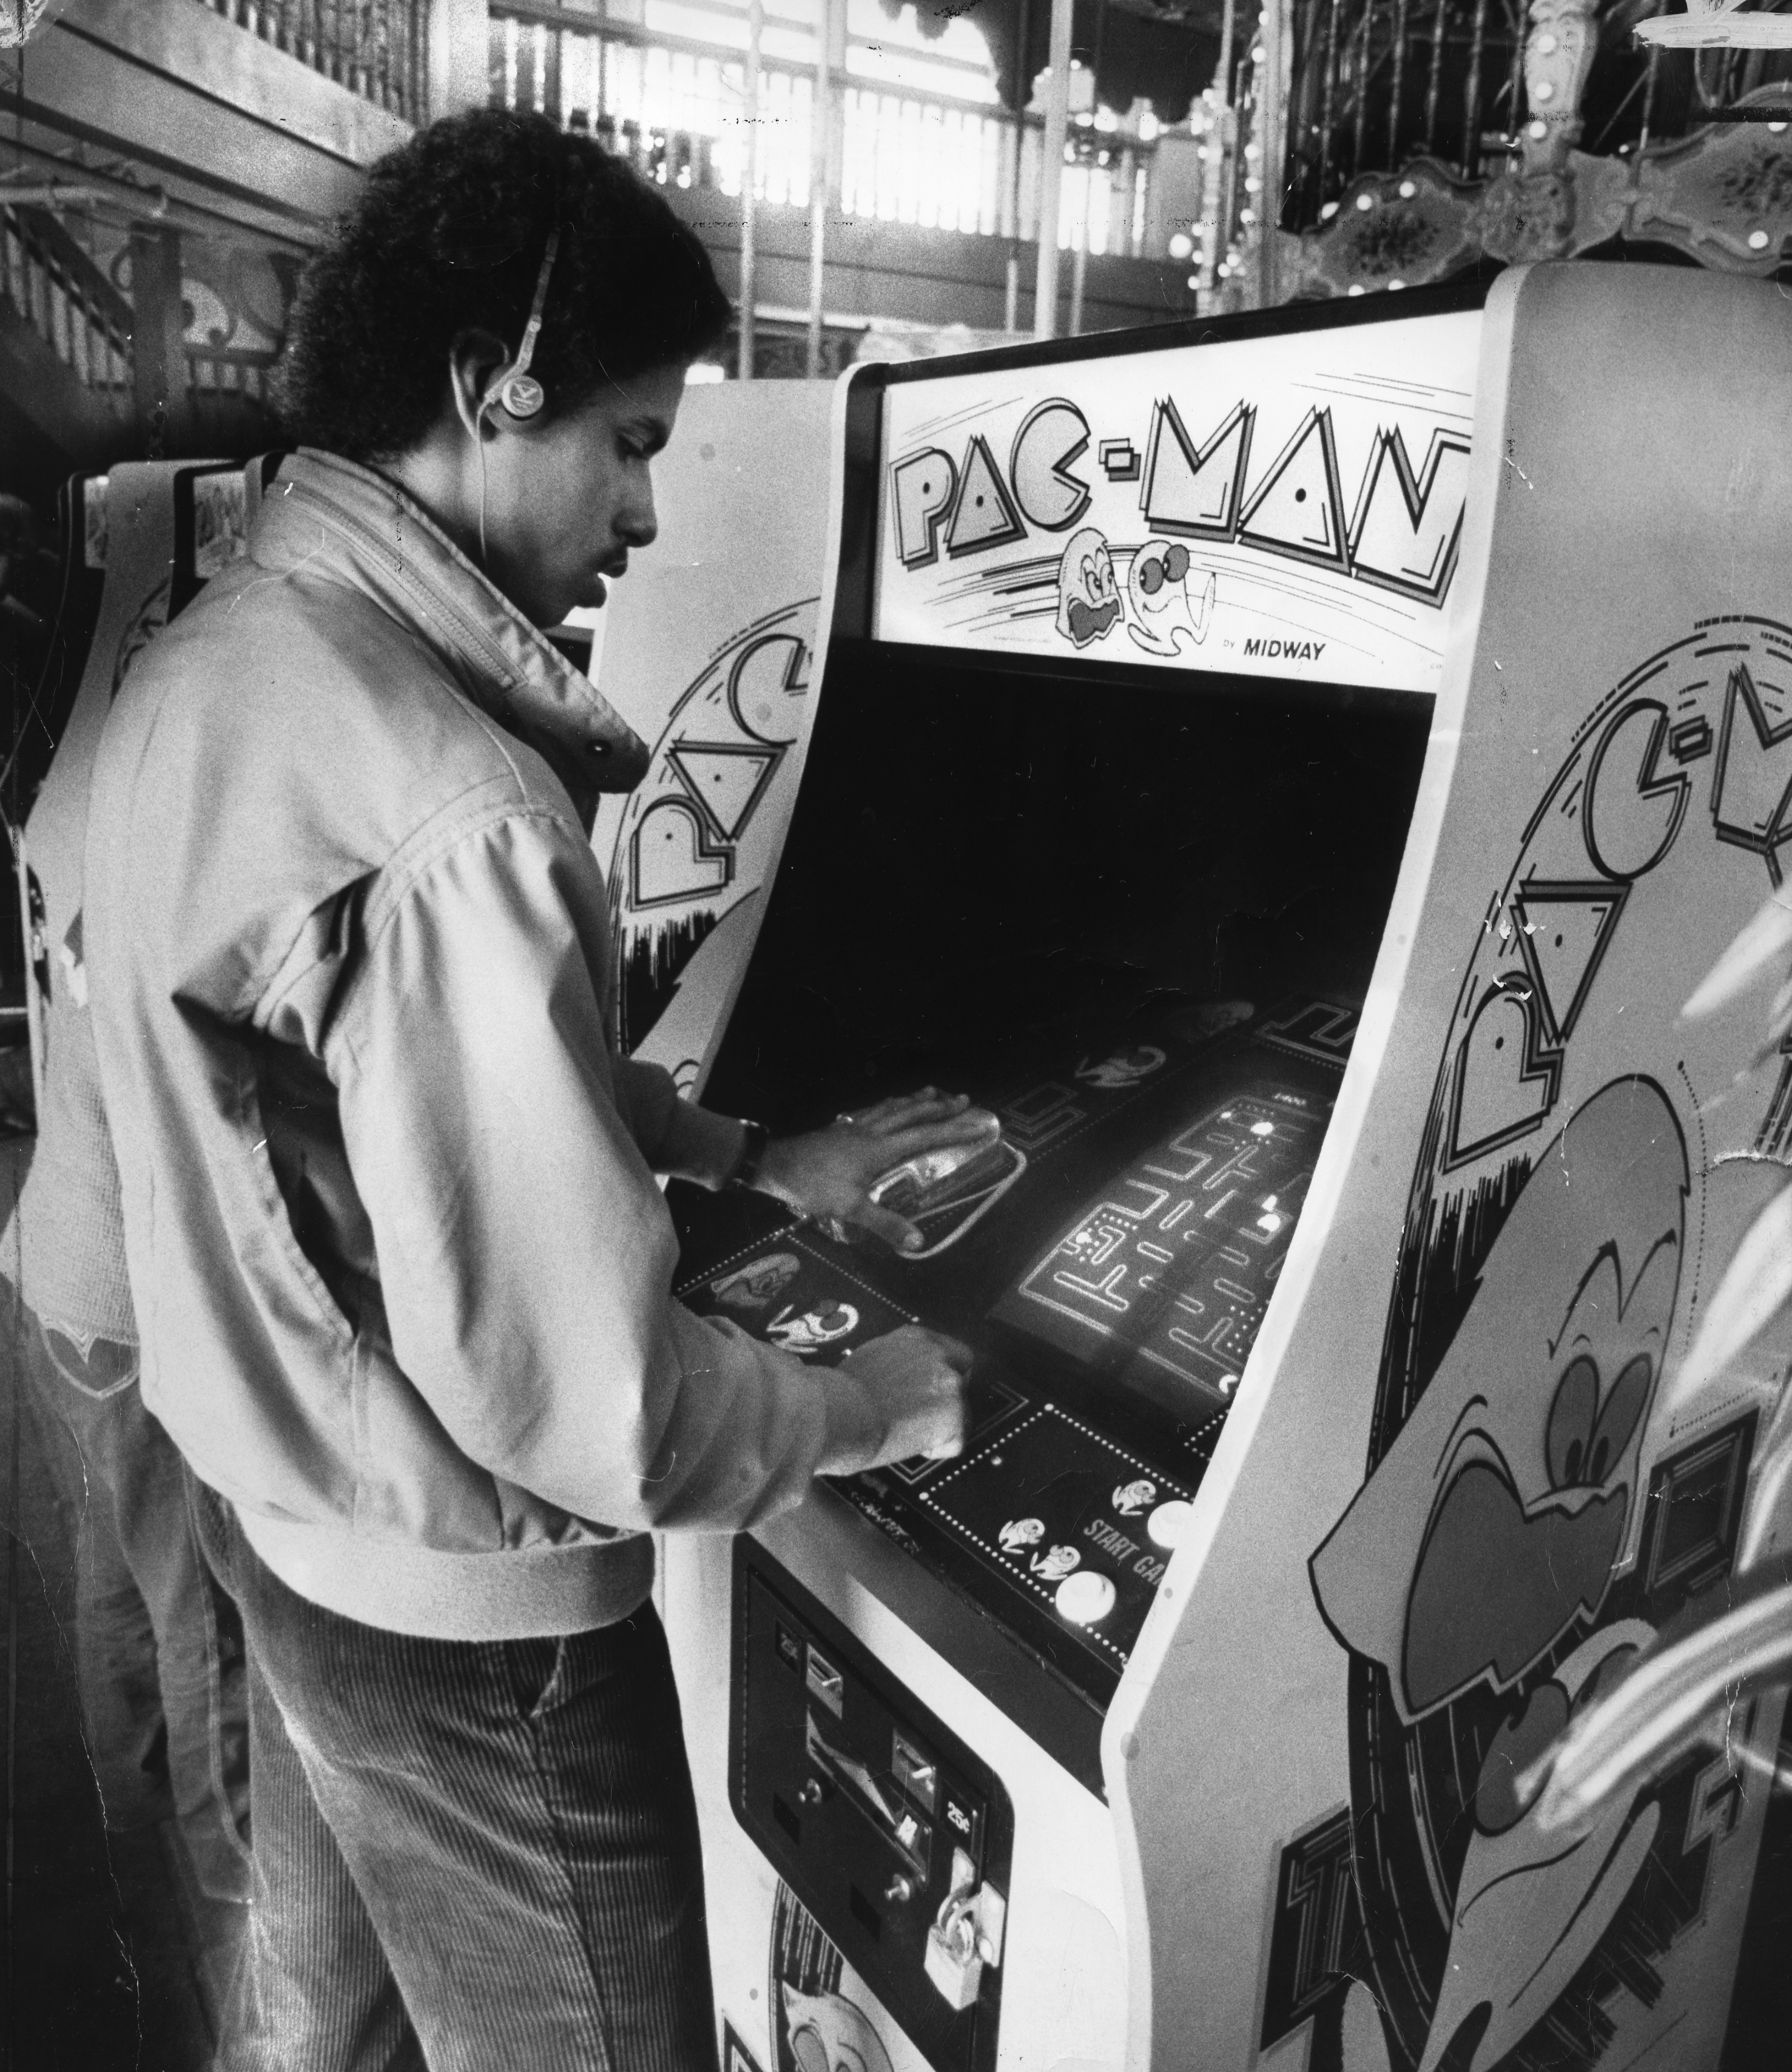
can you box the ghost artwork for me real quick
[999,1516,1046,1554]
[710,1252,801,1313]
[1111,1479,1157,1518]
[1056,528,1121,649]
[781,1984,895,2072]
[1310,1076,1688,2072]
[766,1300,860,1357]
[1076,1045,1167,1090]
[1029,1543,1082,1582]
[1125,539,1215,656]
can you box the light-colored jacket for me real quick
[85,450,881,1640]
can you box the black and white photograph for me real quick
[2,3,1792,2070]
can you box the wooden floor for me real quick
[0,1137,237,2072]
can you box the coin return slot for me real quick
[892,1730,938,1812]
[849,1885,883,1939]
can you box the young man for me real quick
[84,112,985,2072]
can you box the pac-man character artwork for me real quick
[769,1884,896,2072]
[1268,618,1792,2072]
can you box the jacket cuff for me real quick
[817,1358,892,1479]
[611,1055,749,1186]
[659,1099,756,1190]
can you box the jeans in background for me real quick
[19,1310,252,1905]
[190,1477,718,2072]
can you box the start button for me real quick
[1147,1499,1194,1550]
[1055,1570,1117,1625]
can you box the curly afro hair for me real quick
[275,109,732,462]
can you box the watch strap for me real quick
[729,1119,770,1192]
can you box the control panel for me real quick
[685,1007,1346,1723]
[732,1545,1014,2072]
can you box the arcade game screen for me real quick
[672,641,1429,1709]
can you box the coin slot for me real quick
[806,1644,844,1718]
[892,1730,938,1812]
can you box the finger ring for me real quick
[835,1112,857,1126]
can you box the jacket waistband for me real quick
[237,1508,657,1641]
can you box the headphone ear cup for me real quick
[498,373,546,420]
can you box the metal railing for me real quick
[200,0,429,122]
[1285,0,1528,221]
[491,5,1161,258]
[1279,0,1792,232]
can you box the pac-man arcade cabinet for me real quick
[653,262,1792,2072]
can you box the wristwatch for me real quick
[729,1118,771,1192]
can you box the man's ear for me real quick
[448,328,513,442]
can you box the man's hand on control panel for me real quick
[747,1088,1002,1254]
[817,1325,973,1477]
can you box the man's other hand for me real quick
[817,1325,973,1477]
[752,1089,1000,1252]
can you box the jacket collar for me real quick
[249,450,650,826]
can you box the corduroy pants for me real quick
[190,1477,717,2072]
